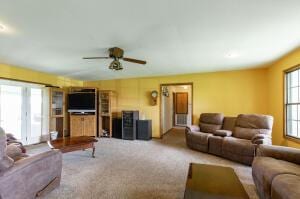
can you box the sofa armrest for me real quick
[251,134,272,145]
[186,125,200,132]
[0,150,62,199]
[213,130,232,137]
[256,145,300,165]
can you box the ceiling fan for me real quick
[83,47,147,71]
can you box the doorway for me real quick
[160,83,193,137]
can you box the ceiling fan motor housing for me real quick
[109,47,124,59]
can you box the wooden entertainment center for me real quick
[69,87,97,137]
[48,87,118,138]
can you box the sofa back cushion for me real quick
[233,114,273,140]
[222,117,237,131]
[199,113,224,133]
[0,127,14,171]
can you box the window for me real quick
[285,67,300,139]
[0,79,48,145]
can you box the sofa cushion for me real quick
[199,123,222,134]
[233,114,273,140]
[208,136,223,156]
[271,174,300,199]
[252,157,300,199]
[0,127,14,171]
[222,150,254,165]
[213,130,232,137]
[222,117,236,131]
[236,114,273,129]
[6,144,27,161]
[189,131,212,145]
[200,113,224,125]
[234,127,271,140]
[186,131,212,152]
[222,137,255,156]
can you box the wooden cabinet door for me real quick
[70,116,83,137]
[83,115,96,136]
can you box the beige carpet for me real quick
[27,129,258,199]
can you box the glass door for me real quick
[27,88,42,144]
[0,85,24,142]
[0,81,45,145]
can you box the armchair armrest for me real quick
[7,140,23,145]
[251,134,272,145]
[213,130,232,137]
[3,150,62,177]
[186,125,200,132]
[256,145,300,165]
[0,150,62,199]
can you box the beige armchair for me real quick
[0,127,62,199]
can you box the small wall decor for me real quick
[151,90,158,106]
[162,86,169,97]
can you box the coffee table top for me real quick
[48,136,98,150]
[184,163,249,199]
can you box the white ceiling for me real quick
[0,0,300,80]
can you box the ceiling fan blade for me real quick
[123,57,147,65]
[83,57,110,59]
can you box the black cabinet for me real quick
[137,120,152,140]
[112,118,122,139]
[122,111,139,140]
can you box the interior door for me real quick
[175,92,188,114]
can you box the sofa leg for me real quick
[36,176,61,197]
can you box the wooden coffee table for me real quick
[184,163,249,199]
[47,136,98,158]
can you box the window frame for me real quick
[284,65,300,143]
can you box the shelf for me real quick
[99,90,117,138]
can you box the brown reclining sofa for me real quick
[252,144,300,199]
[185,113,274,165]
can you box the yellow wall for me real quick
[4,51,300,148]
[0,63,83,87]
[85,68,269,138]
[267,48,300,148]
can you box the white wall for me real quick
[162,86,174,134]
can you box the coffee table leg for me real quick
[92,146,95,158]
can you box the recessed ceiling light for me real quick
[225,52,239,59]
[0,25,5,31]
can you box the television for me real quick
[68,93,96,112]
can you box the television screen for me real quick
[68,93,95,111]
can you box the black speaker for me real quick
[137,120,152,140]
[112,118,122,139]
[122,111,139,140]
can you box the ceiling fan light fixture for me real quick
[109,60,123,71]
